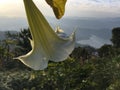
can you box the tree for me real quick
[70,47,90,65]
[98,44,114,57]
[111,27,120,48]
[0,39,15,69]
[16,29,32,55]
[3,29,32,69]
[5,29,32,56]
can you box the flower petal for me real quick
[45,0,67,19]
[16,0,75,70]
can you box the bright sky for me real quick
[0,0,120,18]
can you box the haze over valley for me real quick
[0,16,120,48]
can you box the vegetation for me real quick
[111,27,120,48]
[0,27,119,90]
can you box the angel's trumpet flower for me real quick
[15,0,75,70]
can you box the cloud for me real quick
[0,0,120,18]
[68,0,120,6]
[65,0,120,17]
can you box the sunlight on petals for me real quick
[15,0,75,70]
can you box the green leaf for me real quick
[45,0,67,19]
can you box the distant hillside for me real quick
[0,17,27,31]
[47,17,120,40]
[0,16,120,48]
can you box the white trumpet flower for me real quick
[15,0,75,70]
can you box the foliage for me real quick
[0,28,120,89]
[0,55,120,90]
[0,29,32,70]
[70,47,90,65]
[0,40,15,70]
[111,27,120,48]
[98,44,115,57]
[15,29,32,56]
[87,56,120,90]
[5,29,32,56]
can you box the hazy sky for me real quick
[0,0,120,18]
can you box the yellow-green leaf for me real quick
[45,0,67,19]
